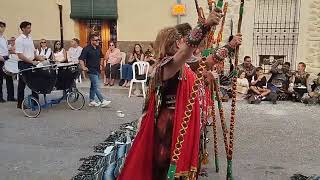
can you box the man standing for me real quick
[15,21,43,109]
[238,56,256,82]
[0,21,15,102]
[67,38,83,63]
[79,34,111,107]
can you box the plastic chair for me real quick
[120,52,126,79]
[128,61,149,98]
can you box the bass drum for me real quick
[56,63,80,90]
[20,65,57,94]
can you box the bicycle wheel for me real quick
[22,97,41,118]
[66,91,85,110]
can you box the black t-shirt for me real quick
[253,76,267,88]
[79,45,103,74]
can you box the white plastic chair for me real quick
[128,61,149,98]
[119,52,126,79]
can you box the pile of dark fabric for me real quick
[72,120,138,180]
[291,174,320,180]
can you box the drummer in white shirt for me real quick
[0,21,15,102]
[15,21,44,109]
[36,39,52,60]
[67,38,82,63]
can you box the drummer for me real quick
[0,21,15,103]
[15,21,44,109]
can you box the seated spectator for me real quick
[289,62,312,102]
[238,56,256,82]
[36,39,52,60]
[144,43,156,76]
[53,41,67,63]
[67,38,83,63]
[250,67,271,100]
[121,44,144,87]
[237,70,249,99]
[104,41,121,86]
[267,59,292,101]
[301,73,320,104]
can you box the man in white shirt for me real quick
[67,38,82,63]
[36,39,52,60]
[16,21,44,109]
[0,21,15,102]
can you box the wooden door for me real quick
[78,20,110,54]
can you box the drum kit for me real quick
[15,60,85,118]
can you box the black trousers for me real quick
[17,61,39,106]
[105,63,120,79]
[0,60,15,100]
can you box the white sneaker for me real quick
[100,100,111,108]
[89,101,101,107]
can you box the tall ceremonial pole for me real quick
[226,0,244,180]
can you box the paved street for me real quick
[0,85,319,180]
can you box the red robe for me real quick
[118,66,201,180]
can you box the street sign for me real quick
[172,4,186,16]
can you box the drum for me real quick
[20,65,57,94]
[56,62,80,90]
[3,59,19,76]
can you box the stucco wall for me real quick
[117,0,177,41]
[0,0,77,40]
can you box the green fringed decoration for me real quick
[215,154,219,173]
[232,70,238,77]
[239,2,244,16]
[167,164,177,180]
[216,0,224,9]
[226,159,234,180]
[217,101,222,109]
[202,48,212,58]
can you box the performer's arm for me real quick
[162,9,222,81]
[206,34,242,70]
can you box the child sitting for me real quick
[250,67,271,100]
[237,70,250,99]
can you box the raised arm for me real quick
[162,9,222,81]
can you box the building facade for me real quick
[0,0,319,74]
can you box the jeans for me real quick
[88,73,104,102]
[121,64,133,80]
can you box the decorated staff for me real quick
[227,0,244,180]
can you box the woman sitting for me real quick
[250,67,271,100]
[121,44,144,87]
[53,41,67,63]
[36,39,52,60]
[104,41,122,86]
[237,70,250,99]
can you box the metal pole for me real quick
[177,0,181,24]
[58,4,64,47]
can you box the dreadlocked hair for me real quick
[154,27,181,61]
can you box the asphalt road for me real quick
[0,86,319,180]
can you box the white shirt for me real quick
[0,35,9,57]
[67,46,83,63]
[15,34,35,61]
[53,49,65,62]
[36,47,52,59]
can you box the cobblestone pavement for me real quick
[0,85,319,180]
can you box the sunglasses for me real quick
[41,42,46,44]
[93,39,100,41]
[109,44,114,46]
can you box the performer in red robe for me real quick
[118,10,224,180]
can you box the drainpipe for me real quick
[177,0,181,24]
[56,0,64,47]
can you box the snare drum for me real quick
[3,59,19,76]
[20,65,57,94]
